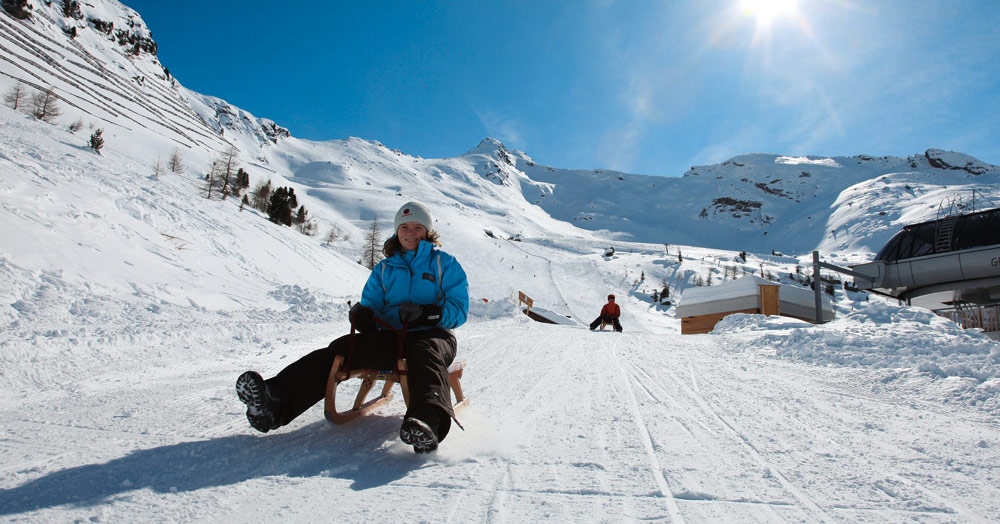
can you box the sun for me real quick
[740,0,800,27]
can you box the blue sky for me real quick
[128,0,1000,177]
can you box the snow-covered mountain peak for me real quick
[3,0,999,262]
[471,136,508,153]
[924,148,1000,175]
[20,0,162,79]
[186,93,290,147]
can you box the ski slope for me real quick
[2,314,998,523]
[3,3,1000,518]
[2,100,1000,522]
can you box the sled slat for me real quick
[449,361,469,414]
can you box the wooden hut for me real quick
[677,276,835,334]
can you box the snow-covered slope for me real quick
[0,0,287,173]
[3,3,1000,522]
[4,0,999,262]
[516,148,1000,259]
[3,101,1000,523]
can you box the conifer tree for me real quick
[235,168,250,197]
[266,187,296,226]
[2,0,31,19]
[88,129,104,154]
[218,145,238,198]
[325,225,349,244]
[61,0,82,18]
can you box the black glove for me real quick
[349,303,376,333]
[398,302,442,329]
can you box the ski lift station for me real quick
[850,205,1000,340]
[677,275,835,334]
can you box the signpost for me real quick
[518,291,533,316]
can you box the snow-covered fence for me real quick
[937,304,1000,339]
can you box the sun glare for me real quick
[741,0,799,26]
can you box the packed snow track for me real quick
[2,318,997,523]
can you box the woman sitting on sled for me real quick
[236,201,469,453]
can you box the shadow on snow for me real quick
[0,415,424,515]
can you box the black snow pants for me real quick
[265,327,457,440]
[589,315,623,332]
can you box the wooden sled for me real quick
[599,320,618,331]
[323,354,469,424]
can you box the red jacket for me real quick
[600,302,620,318]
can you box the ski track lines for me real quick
[611,333,686,523]
[633,356,833,523]
[610,334,821,522]
[635,340,996,523]
[3,322,998,522]
[763,359,996,523]
[454,325,679,521]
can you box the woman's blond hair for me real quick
[382,230,441,258]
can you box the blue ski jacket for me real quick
[359,239,469,331]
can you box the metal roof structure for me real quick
[852,207,1000,311]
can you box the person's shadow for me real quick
[0,416,421,515]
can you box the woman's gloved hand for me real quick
[398,302,442,329]
[349,303,376,333]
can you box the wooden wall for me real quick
[680,285,785,334]
[681,308,760,334]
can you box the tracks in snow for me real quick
[3,321,997,522]
[611,334,686,523]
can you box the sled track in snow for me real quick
[675,344,991,522]
[629,354,836,523]
[610,334,686,523]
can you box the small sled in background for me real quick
[323,353,469,424]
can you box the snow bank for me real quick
[467,296,523,322]
[715,303,1000,412]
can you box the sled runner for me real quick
[323,356,468,424]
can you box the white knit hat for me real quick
[393,201,433,233]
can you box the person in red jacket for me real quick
[589,294,623,332]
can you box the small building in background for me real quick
[677,276,835,334]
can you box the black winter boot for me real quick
[400,417,439,453]
[236,371,281,433]
[401,403,450,453]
